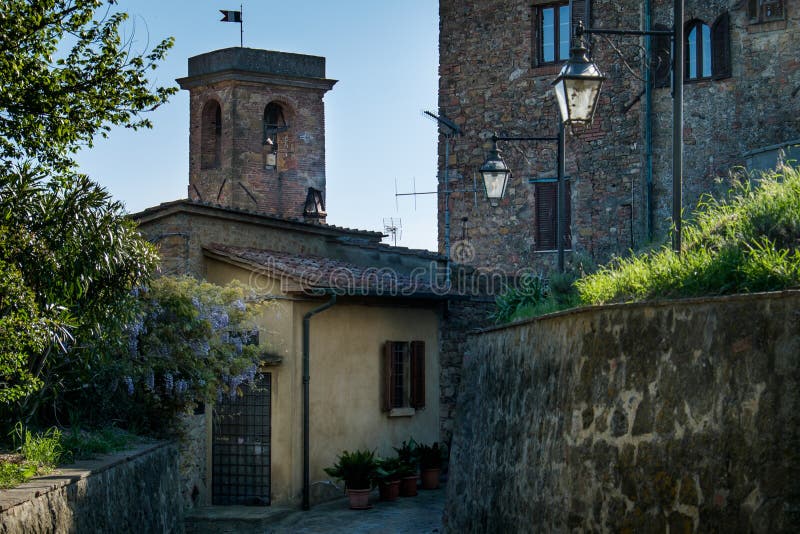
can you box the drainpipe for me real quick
[644,0,654,242]
[302,293,337,511]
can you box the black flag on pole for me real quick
[220,10,242,23]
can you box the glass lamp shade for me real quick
[482,170,510,200]
[480,144,511,200]
[553,42,605,125]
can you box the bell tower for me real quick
[177,47,336,222]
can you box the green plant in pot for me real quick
[324,449,377,509]
[417,442,445,490]
[393,438,419,497]
[375,456,404,501]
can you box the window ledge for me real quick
[534,248,574,254]
[747,19,787,33]
[388,407,415,418]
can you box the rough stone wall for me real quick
[0,443,183,534]
[444,290,800,533]
[438,297,494,448]
[187,80,329,221]
[438,0,800,273]
[177,412,208,508]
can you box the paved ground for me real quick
[186,486,445,534]
[269,487,444,534]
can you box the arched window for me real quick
[201,100,222,169]
[263,102,288,170]
[685,20,712,81]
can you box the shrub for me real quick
[577,165,800,304]
[324,449,378,489]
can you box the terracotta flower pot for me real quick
[347,487,372,509]
[400,475,418,497]
[420,467,441,490]
[378,479,401,501]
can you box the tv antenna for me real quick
[383,218,403,246]
[395,110,478,286]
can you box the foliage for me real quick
[0,423,63,488]
[577,165,800,304]
[12,422,63,469]
[324,449,378,490]
[393,437,419,466]
[0,166,159,426]
[0,0,174,424]
[490,254,596,323]
[59,425,140,461]
[0,0,176,173]
[375,456,406,482]
[417,442,446,470]
[0,248,48,403]
[55,276,268,434]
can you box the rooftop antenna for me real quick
[383,218,403,246]
[396,110,476,287]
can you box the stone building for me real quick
[133,48,448,508]
[437,0,800,274]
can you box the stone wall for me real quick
[0,442,183,533]
[444,290,800,533]
[437,0,800,273]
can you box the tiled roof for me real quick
[205,244,449,299]
[130,199,384,238]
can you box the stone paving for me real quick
[186,486,445,534]
[269,487,444,534]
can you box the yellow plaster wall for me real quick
[204,257,440,506]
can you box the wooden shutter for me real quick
[382,341,394,412]
[409,341,425,409]
[535,182,557,251]
[652,23,672,88]
[535,181,571,251]
[711,12,732,80]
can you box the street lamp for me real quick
[479,137,511,200]
[559,4,684,252]
[478,33,607,272]
[552,26,606,126]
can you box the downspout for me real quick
[644,0,654,242]
[302,293,337,511]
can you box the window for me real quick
[534,180,571,251]
[686,20,712,81]
[382,341,425,414]
[536,2,571,65]
[684,14,732,83]
[748,0,785,23]
[201,100,222,169]
[263,102,288,170]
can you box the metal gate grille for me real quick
[212,373,271,505]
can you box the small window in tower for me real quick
[201,100,222,169]
[263,103,288,170]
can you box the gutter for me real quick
[302,293,337,511]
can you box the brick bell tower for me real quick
[177,47,337,222]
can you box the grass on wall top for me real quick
[576,164,800,304]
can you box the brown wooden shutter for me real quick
[535,182,557,251]
[652,23,672,88]
[535,181,572,251]
[382,341,394,412]
[410,341,425,409]
[711,12,732,80]
[570,0,588,36]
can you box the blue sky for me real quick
[75,1,440,251]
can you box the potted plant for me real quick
[324,449,377,509]
[417,442,445,489]
[393,438,419,497]
[375,456,403,501]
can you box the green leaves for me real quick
[0,0,176,173]
[577,165,800,304]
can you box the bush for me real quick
[577,165,800,304]
[54,276,269,435]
